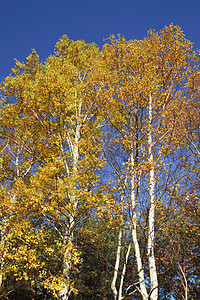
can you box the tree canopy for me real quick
[0,25,199,300]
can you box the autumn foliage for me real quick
[0,25,199,300]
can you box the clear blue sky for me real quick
[1,0,200,81]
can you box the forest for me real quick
[0,25,199,300]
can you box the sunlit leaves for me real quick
[0,25,199,299]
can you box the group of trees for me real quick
[0,25,199,299]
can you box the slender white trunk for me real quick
[111,228,123,300]
[118,241,132,300]
[111,177,127,300]
[59,222,73,300]
[177,262,188,300]
[131,153,148,300]
[59,121,81,300]
[147,95,158,300]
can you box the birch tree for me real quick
[0,25,199,300]
[0,37,102,299]
[99,24,198,300]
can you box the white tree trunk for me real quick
[111,177,128,300]
[118,241,132,300]
[147,95,158,300]
[177,261,188,300]
[111,228,123,300]
[131,153,148,300]
[59,214,75,300]
[59,118,81,299]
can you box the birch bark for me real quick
[118,241,132,300]
[59,100,82,299]
[130,152,148,300]
[147,95,158,300]
[59,130,80,300]
[111,228,123,300]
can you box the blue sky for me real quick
[1,0,200,81]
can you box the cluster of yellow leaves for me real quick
[0,25,199,298]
